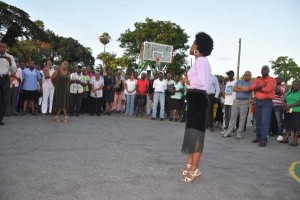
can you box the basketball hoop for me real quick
[155,56,162,66]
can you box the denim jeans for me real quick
[126,94,135,115]
[273,105,284,136]
[152,92,165,119]
[255,99,274,143]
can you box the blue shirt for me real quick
[235,80,252,100]
[22,68,42,91]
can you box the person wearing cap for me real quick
[41,59,55,115]
[221,70,237,134]
[0,41,17,124]
[151,71,167,120]
[249,65,276,147]
[69,65,87,117]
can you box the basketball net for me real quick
[155,56,162,66]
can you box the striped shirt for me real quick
[273,85,286,106]
[70,73,86,94]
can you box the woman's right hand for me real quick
[183,74,190,85]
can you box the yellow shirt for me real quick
[85,75,90,92]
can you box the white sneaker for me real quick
[236,135,242,139]
[221,129,227,134]
[277,135,283,141]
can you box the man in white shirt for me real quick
[152,71,167,121]
[221,70,237,133]
[69,65,87,117]
[0,41,17,125]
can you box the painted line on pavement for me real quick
[289,161,300,183]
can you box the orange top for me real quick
[249,76,276,100]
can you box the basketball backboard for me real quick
[142,42,173,64]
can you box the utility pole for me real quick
[237,38,241,80]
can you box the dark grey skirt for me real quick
[181,89,209,154]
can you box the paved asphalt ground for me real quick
[0,114,299,200]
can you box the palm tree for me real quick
[99,32,111,68]
[99,32,111,53]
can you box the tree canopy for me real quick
[1,2,95,67]
[270,56,299,83]
[0,1,46,46]
[97,52,134,72]
[118,18,189,75]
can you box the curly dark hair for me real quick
[194,32,214,56]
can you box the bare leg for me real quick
[281,130,291,142]
[54,109,61,122]
[290,131,299,145]
[187,154,193,166]
[175,109,179,121]
[110,102,114,113]
[23,100,28,114]
[105,102,109,113]
[181,154,193,175]
[62,108,68,122]
[191,152,201,171]
[185,152,202,179]
[62,108,68,117]
[56,109,62,116]
[30,100,35,114]
[169,109,173,120]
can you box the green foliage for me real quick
[118,18,189,76]
[0,1,46,46]
[56,36,94,66]
[97,52,134,72]
[270,56,299,83]
[10,30,95,66]
[1,2,94,66]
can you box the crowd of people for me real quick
[1,40,299,149]
[1,33,299,183]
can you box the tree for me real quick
[97,52,118,70]
[270,56,299,83]
[99,32,111,53]
[97,52,134,72]
[0,1,46,46]
[118,18,189,75]
[10,39,51,64]
[10,30,95,67]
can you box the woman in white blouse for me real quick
[90,71,104,116]
[125,72,137,115]
[181,32,214,183]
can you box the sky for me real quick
[4,0,300,77]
